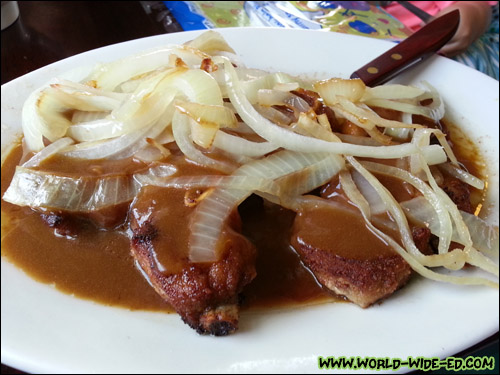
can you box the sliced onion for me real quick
[88,44,210,91]
[67,71,176,141]
[316,113,331,130]
[189,188,248,262]
[255,104,294,126]
[401,196,499,256]
[172,109,237,173]
[72,110,109,124]
[290,112,340,142]
[175,100,237,149]
[274,82,300,92]
[62,104,173,160]
[257,89,310,113]
[276,154,344,203]
[185,30,235,55]
[2,166,140,212]
[438,163,485,190]
[22,87,47,152]
[132,145,166,163]
[189,150,337,262]
[135,174,279,195]
[339,169,372,218]
[362,84,425,101]
[313,78,366,104]
[334,97,421,130]
[45,83,122,111]
[350,169,387,215]
[53,79,127,100]
[212,130,279,157]
[418,81,445,122]
[65,68,223,155]
[360,210,497,286]
[365,127,393,145]
[67,118,125,142]
[363,93,444,122]
[240,72,299,104]
[383,112,413,143]
[334,133,382,146]
[189,120,218,149]
[7,30,496,288]
[361,160,453,254]
[349,156,442,260]
[132,138,171,162]
[175,100,237,128]
[224,57,446,162]
[415,149,478,255]
[69,68,221,144]
[22,137,74,168]
[347,157,498,283]
[168,69,223,105]
[344,164,497,284]
[36,90,73,142]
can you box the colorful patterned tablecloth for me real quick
[164,1,412,41]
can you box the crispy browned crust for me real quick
[442,177,474,214]
[130,219,256,335]
[412,226,434,256]
[293,241,412,308]
[291,88,340,131]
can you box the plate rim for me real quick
[1,27,499,374]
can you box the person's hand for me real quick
[436,1,492,56]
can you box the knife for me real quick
[350,9,460,86]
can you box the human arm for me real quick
[436,1,493,56]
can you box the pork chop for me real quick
[129,185,256,335]
[290,175,412,308]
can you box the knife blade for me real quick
[350,9,460,87]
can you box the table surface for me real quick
[1,1,498,374]
[1,1,182,85]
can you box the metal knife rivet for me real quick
[367,67,379,74]
[391,53,403,60]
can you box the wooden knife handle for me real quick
[351,9,460,87]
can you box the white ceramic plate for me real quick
[1,28,499,374]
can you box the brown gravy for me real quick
[1,145,336,312]
[0,119,486,313]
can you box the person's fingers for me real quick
[439,40,470,56]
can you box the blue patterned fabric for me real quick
[452,3,499,80]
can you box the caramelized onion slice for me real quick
[175,100,237,149]
[224,57,446,162]
[172,110,237,174]
[313,78,366,104]
[62,107,173,160]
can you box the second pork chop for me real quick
[290,175,413,308]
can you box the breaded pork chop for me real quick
[129,186,256,335]
[291,202,412,308]
[290,169,414,309]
